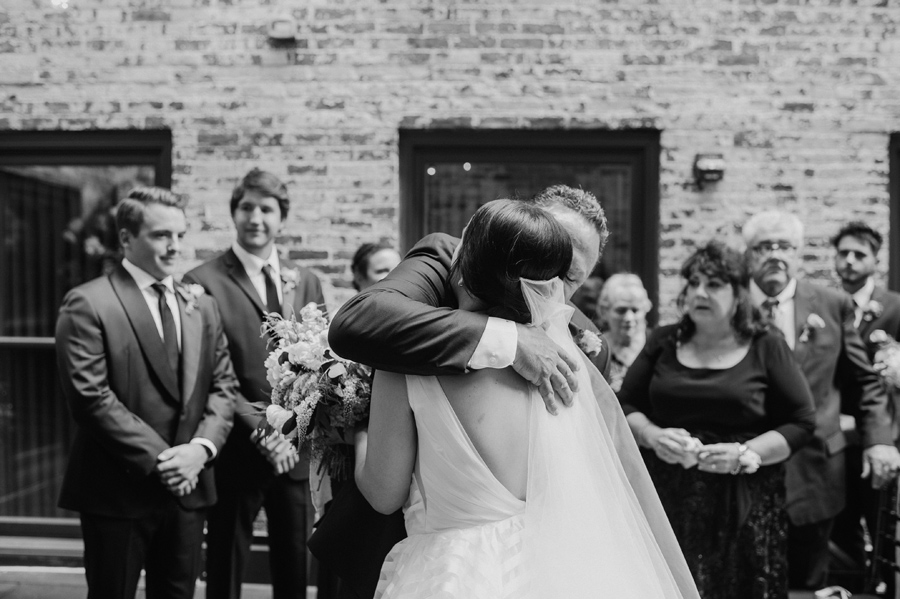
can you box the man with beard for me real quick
[829,221,900,591]
[742,211,900,591]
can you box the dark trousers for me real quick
[80,503,206,599]
[788,518,835,590]
[830,444,873,591]
[206,473,309,599]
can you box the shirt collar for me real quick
[232,242,281,278]
[851,277,876,308]
[121,258,175,293]
[750,277,797,306]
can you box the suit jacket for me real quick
[842,285,900,439]
[183,249,326,482]
[858,286,900,361]
[56,264,237,517]
[330,232,612,380]
[784,279,893,525]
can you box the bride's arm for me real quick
[355,370,417,514]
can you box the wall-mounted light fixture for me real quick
[267,17,298,42]
[693,153,725,190]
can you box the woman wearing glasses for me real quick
[618,240,816,599]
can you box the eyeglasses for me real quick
[752,241,796,254]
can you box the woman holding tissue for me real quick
[618,241,816,599]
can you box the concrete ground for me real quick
[0,567,318,599]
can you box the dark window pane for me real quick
[424,161,632,278]
[0,345,72,517]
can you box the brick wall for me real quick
[1,0,898,320]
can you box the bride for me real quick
[354,199,700,599]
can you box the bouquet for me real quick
[870,329,900,390]
[258,302,372,480]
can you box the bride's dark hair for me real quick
[450,199,573,324]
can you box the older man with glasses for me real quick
[742,210,900,592]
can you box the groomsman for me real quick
[741,211,900,591]
[315,185,612,598]
[184,168,325,599]
[56,187,237,599]
[829,221,900,589]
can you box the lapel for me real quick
[280,257,297,318]
[223,249,266,317]
[858,286,885,342]
[177,289,201,406]
[792,280,814,365]
[109,265,180,404]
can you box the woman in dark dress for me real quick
[618,241,816,599]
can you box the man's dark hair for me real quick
[831,221,883,255]
[530,184,609,255]
[451,199,573,324]
[675,240,765,342]
[230,168,290,219]
[116,186,186,236]
[351,242,394,292]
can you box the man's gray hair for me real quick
[741,210,804,248]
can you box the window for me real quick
[0,130,172,531]
[399,129,661,321]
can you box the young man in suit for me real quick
[742,211,900,591]
[55,187,237,599]
[184,168,326,599]
[314,185,612,598]
[829,221,900,590]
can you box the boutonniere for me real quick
[281,268,301,294]
[863,300,884,322]
[177,283,205,314]
[799,313,826,343]
[574,329,603,357]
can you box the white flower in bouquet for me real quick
[256,303,373,480]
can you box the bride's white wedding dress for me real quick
[375,279,700,599]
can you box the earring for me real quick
[457,278,464,287]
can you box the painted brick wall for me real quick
[1,0,898,320]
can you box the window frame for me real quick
[398,128,662,322]
[0,128,172,544]
[890,133,899,291]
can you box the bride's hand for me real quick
[513,324,580,415]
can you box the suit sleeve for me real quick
[838,294,894,447]
[55,289,170,476]
[329,234,489,375]
[192,297,237,451]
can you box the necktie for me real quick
[152,282,180,376]
[262,265,282,315]
[761,297,779,324]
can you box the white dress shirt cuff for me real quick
[190,437,218,462]
[467,317,517,370]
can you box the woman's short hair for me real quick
[229,168,290,219]
[116,186,186,237]
[351,242,394,291]
[675,240,765,342]
[452,199,573,324]
[597,273,651,324]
